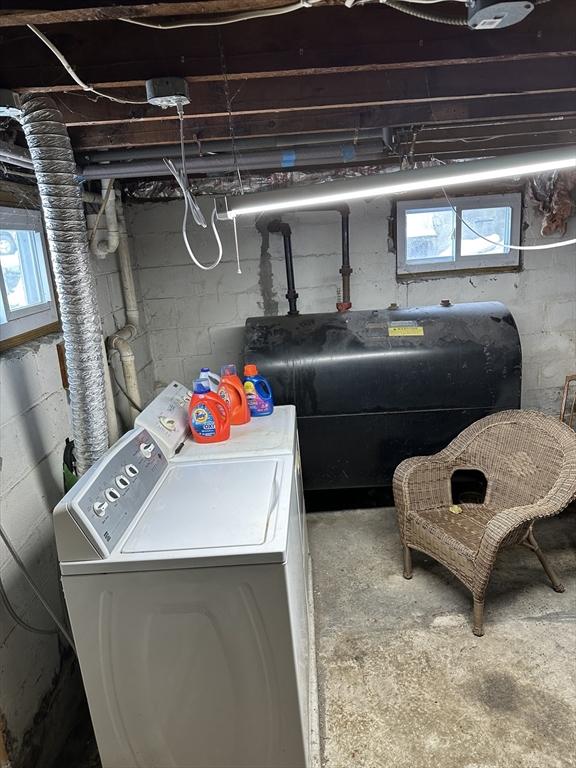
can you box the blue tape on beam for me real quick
[281,150,297,168]
[341,145,356,162]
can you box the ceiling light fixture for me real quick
[215,147,576,220]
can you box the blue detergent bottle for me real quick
[243,364,274,417]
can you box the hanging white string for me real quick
[441,188,576,251]
[164,106,224,270]
[27,25,148,105]
[233,217,242,274]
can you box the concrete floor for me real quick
[55,506,576,768]
[307,507,576,768]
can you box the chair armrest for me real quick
[475,477,575,595]
[393,457,453,517]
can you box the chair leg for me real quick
[523,530,565,593]
[402,545,413,580]
[472,598,485,637]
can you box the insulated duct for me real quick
[19,95,108,475]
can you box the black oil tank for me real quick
[244,301,522,492]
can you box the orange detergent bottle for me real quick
[217,364,251,426]
[188,379,230,443]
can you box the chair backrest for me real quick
[447,410,576,511]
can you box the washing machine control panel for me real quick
[135,381,191,458]
[55,428,168,560]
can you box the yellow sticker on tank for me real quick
[388,326,424,336]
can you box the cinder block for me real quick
[149,329,179,359]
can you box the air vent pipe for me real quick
[19,95,108,475]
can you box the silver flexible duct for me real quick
[20,95,108,475]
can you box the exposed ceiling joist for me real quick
[0,0,316,27]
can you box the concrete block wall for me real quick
[92,245,155,425]
[0,191,154,767]
[128,195,575,414]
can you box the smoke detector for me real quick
[145,78,190,109]
[468,0,534,29]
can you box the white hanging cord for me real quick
[119,1,321,29]
[0,522,76,651]
[441,188,576,252]
[164,106,224,270]
[27,25,148,105]
[233,217,242,274]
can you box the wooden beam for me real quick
[68,93,576,149]
[0,0,313,27]
[44,57,576,128]
[2,6,575,91]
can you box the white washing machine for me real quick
[54,383,317,768]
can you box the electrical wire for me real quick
[0,522,76,650]
[119,0,322,29]
[0,569,56,636]
[380,0,467,24]
[108,356,143,412]
[441,188,576,251]
[163,106,224,270]
[27,24,148,105]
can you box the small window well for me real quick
[0,207,59,349]
[396,193,522,277]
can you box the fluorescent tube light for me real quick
[215,147,576,220]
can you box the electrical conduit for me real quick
[19,95,108,475]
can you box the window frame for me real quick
[396,192,522,278]
[0,206,59,351]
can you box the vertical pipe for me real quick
[337,208,352,312]
[282,230,299,316]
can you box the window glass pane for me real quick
[460,206,512,256]
[0,229,50,313]
[405,208,456,262]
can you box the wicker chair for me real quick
[393,410,576,636]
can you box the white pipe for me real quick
[90,178,120,258]
[115,194,140,328]
[109,331,141,423]
[101,335,121,445]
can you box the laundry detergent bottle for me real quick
[218,364,251,426]
[243,364,274,417]
[189,380,230,443]
[199,367,220,393]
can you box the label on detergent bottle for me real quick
[191,403,216,437]
[244,380,269,416]
[218,385,232,408]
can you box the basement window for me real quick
[0,207,59,350]
[396,193,521,277]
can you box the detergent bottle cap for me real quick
[244,364,259,377]
[193,379,210,394]
[221,364,237,377]
[200,367,211,373]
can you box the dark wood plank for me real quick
[2,5,575,91]
[0,0,303,27]
[42,56,576,128]
[68,92,576,149]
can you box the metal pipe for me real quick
[80,141,386,180]
[283,205,353,312]
[19,95,108,476]
[267,220,299,316]
[79,129,384,165]
[339,209,352,311]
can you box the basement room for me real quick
[0,1,575,767]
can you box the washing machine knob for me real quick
[140,442,155,459]
[93,501,108,517]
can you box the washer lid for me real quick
[123,458,279,554]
